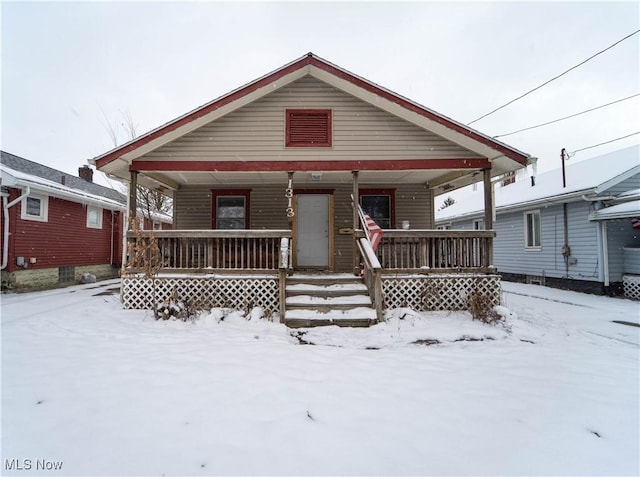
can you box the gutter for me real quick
[436,189,593,224]
[1,186,31,270]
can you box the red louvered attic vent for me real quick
[286,109,332,147]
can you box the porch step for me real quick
[284,273,378,328]
[285,308,377,328]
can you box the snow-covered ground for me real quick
[1,280,638,476]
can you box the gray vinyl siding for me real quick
[142,75,480,162]
[175,183,432,272]
[606,218,640,281]
[488,201,599,281]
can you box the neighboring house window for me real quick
[524,210,541,249]
[436,224,451,230]
[21,194,48,222]
[86,206,103,229]
[285,109,332,147]
[359,189,394,229]
[473,219,484,230]
[212,190,250,229]
[153,221,161,230]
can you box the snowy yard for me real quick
[1,280,639,476]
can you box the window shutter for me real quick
[286,110,332,147]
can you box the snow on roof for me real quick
[1,162,126,210]
[1,151,125,204]
[437,145,640,221]
[589,200,640,221]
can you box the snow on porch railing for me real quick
[125,230,292,271]
[366,230,495,272]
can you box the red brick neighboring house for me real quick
[1,151,127,289]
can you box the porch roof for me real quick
[91,53,532,191]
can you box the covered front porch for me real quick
[122,222,500,327]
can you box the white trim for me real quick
[524,210,541,250]
[86,206,103,229]
[21,193,48,222]
[595,164,640,195]
[1,164,125,211]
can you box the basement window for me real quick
[285,109,332,147]
[21,194,48,222]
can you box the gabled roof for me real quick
[92,53,530,176]
[1,151,126,210]
[436,145,640,221]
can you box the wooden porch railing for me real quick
[125,230,292,272]
[357,237,383,322]
[357,229,495,273]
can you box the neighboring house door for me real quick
[294,194,332,269]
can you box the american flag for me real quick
[363,214,383,252]
[632,217,640,230]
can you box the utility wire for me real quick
[493,93,640,138]
[567,132,640,156]
[467,29,640,125]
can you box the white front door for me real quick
[296,194,330,268]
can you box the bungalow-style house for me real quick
[436,145,640,299]
[92,53,534,326]
[1,151,127,289]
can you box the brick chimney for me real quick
[79,165,93,182]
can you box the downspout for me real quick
[2,187,31,270]
[110,209,114,266]
[601,221,610,295]
[562,203,571,278]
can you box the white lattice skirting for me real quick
[382,274,502,311]
[623,275,640,301]
[122,276,279,314]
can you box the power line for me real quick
[467,29,640,125]
[493,93,640,138]
[567,132,640,156]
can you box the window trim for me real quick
[20,193,48,222]
[524,210,542,250]
[285,109,332,148]
[359,188,395,229]
[86,206,103,229]
[473,218,484,230]
[211,189,251,229]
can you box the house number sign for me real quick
[285,177,294,218]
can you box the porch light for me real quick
[311,172,323,181]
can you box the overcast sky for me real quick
[2,1,639,190]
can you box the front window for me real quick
[212,190,251,229]
[525,210,541,249]
[21,194,48,222]
[360,189,394,229]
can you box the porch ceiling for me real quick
[136,169,482,189]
